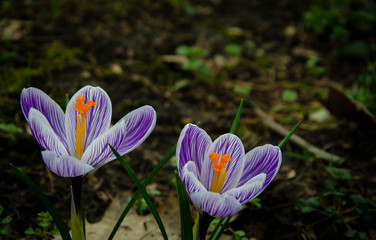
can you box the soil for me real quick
[1,0,375,240]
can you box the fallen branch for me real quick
[255,108,343,164]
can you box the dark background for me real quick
[1,0,375,239]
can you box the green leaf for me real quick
[233,84,251,96]
[134,197,148,214]
[24,227,34,235]
[80,188,85,237]
[208,217,230,240]
[65,94,70,111]
[192,213,200,240]
[10,163,71,240]
[109,144,168,240]
[326,166,352,180]
[108,144,177,240]
[282,89,298,102]
[0,123,23,134]
[224,43,242,57]
[229,99,243,134]
[175,172,193,240]
[297,197,320,213]
[278,121,301,149]
[71,192,85,240]
[249,197,262,209]
[1,216,12,225]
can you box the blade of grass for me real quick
[81,187,85,237]
[175,171,193,240]
[71,190,85,240]
[108,144,176,240]
[109,144,168,240]
[65,94,70,110]
[229,99,243,134]
[208,217,230,240]
[10,163,71,240]
[278,121,302,149]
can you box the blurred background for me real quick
[0,0,375,239]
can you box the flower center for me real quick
[74,96,96,159]
[209,152,232,193]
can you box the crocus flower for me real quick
[21,85,156,177]
[176,124,282,218]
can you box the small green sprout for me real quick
[306,56,325,77]
[282,89,298,102]
[0,205,12,236]
[24,211,58,239]
[175,45,212,80]
[0,123,23,141]
[224,43,243,57]
[232,230,257,240]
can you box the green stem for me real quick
[71,176,82,224]
[194,212,214,240]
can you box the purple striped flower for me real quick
[176,124,282,218]
[21,86,156,177]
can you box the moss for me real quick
[43,41,83,70]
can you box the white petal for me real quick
[20,87,67,147]
[28,108,68,156]
[80,120,126,167]
[201,133,245,193]
[239,144,282,188]
[181,161,207,196]
[81,106,156,168]
[176,124,212,175]
[65,86,112,155]
[42,151,94,177]
[224,173,266,204]
[190,191,242,218]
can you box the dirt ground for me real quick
[1,0,375,239]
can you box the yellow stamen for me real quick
[209,152,232,193]
[74,96,96,159]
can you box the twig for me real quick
[45,166,55,194]
[255,108,343,164]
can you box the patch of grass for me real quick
[0,123,23,142]
[296,164,375,239]
[304,0,376,60]
[282,89,298,102]
[306,56,326,77]
[43,41,83,70]
[176,45,213,81]
[347,61,376,115]
[224,43,243,57]
[24,211,58,239]
[0,205,12,236]
[231,230,257,240]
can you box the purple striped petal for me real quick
[181,161,206,196]
[117,105,156,153]
[224,173,265,204]
[201,134,245,193]
[81,105,156,168]
[42,151,94,177]
[20,88,67,148]
[28,108,68,157]
[176,124,212,175]
[65,86,112,155]
[238,144,282,189]
[190,191,242,218]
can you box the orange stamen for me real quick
[209,152,232,193]
[74,96,96,159]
